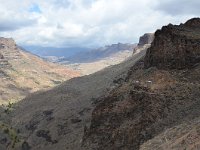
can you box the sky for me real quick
[0,0,199,48]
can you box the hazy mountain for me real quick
[23,45,91,58]
[64,43,137,63]
[61,43,137,75]
[0,38,80,105]
[24,44,137,75]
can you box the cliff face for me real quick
[83,18,200,150]
[138,33,154,46]
[0,38,20,69]
[133,33,154,56]
[145,18,200,69]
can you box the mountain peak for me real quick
[144,18,200,69]
[138,33,154,46]
[184,17,200,28]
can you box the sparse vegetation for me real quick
[0,101,22,149]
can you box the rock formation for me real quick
[138,33,154,46]
[145,18,200,69]
[83,18,200,150]
[133,33,154,56]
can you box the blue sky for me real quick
[0,0,199,47]
[29,3,42,13]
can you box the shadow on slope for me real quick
[9,47,147,150]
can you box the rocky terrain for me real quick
[2,17,200,150]
[83,18,200,150]
[145,18,200,69]
[0,40,149,149]
[138,33,154,47]
[0,38,80,104]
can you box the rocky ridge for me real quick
[83,18,200,150]
[145,18,200,69]
[138,33,154,46]
[0,37,80,104]
[133,33,154,56]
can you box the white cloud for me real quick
[0,0,199,47]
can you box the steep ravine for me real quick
[5,46,148,150]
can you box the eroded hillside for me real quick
[0,38,80,104]
[3,42,149,150]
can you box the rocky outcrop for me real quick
[145,18,200,69]
[138,33,154,46]
[0,38,22,69]
[133,33,154,55]
[0,38,22,60]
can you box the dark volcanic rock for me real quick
[0,53,3,59]
[144,18,200,69]
[138,33,154,46]
[184,17,200,28]
[83,18,200,150]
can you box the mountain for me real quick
[0,38,80,105]
[24,43,136,75]
[23,46,91,58]
[64,43,136,63]
[83,18,200,150]
[0,39,148,149]
[133,33,154,56]
[3,17,200,150]
[138,33,154,46]
[63,43,137,75]
[145,18,200,69]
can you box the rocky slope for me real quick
[83,18,200,150]
[0,42,148,150]
[133,33,154,56]
[0,38,80,104]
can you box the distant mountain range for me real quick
[23,45,91,58]
[64,43,137,63]
[24,43,137,75]
[62,43,137,74]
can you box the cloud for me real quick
[0,0,199,47]
[155,0,200,16]
[0,18,37,31]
